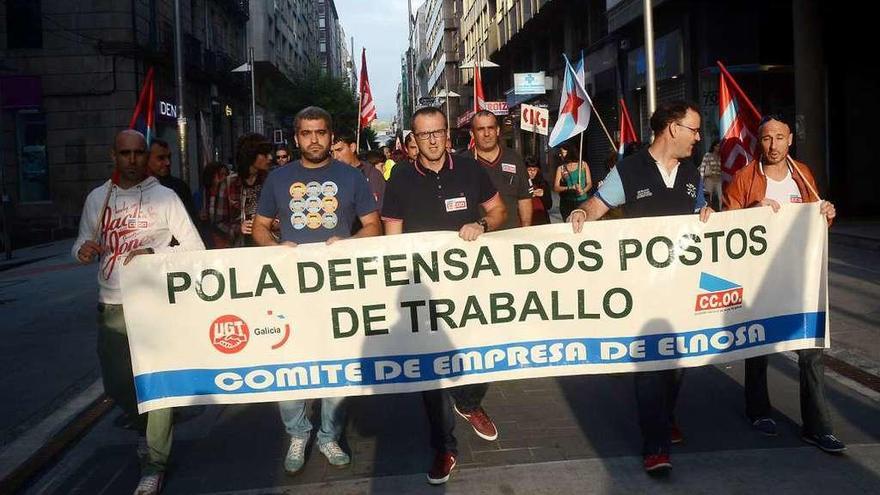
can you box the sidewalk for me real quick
[829,219,880,251]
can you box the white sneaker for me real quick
[318,440,351,466]
[133,472,164,495]
[284,436,309,474]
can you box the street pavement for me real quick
[0,227,878,494]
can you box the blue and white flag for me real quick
[549,54,592,147]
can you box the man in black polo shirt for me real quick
[381,106,506,485]
[468,110,532,229]
[569,100,713,475]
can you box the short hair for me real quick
[525,156,539,168]
[411,106,447,131]
[758,113,792,134]
[235,133,272,179]
[366,149,385,164]
[150,138,170,150]
[649,100,700,135]
[276,144,290,153]
[294,106,333,132]
[381,145,391,152]
[201,161,226,189]
[332,132,356,146]
[471,110,499,128]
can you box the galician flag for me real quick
[717,61,761,181]
[549,54,592,148]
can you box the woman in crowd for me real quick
[553,143,592,220]
[221,133,273,247]
[526,157,552,225]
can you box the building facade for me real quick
[0,0,250,244]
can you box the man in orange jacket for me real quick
[723,115,844,453]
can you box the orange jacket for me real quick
[723,157,821,210]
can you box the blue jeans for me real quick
[278,397,346,445]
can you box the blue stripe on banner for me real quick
[135,312,825,403]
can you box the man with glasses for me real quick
[381,106,506,484]
[568,100,712,474]
[252,106,381,475]
[723,114,843,453]
[274,145,292,169]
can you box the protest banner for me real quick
[121,203,828,413]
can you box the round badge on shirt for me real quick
[322,181,338,197]
[306,212,322,229]
[289,198,306,213]
[289,182,307,199]
[306,181,322,198]
[291,213,307,230]
[322,212,338,229]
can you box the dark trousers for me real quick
[422,389,457,454]
[745,350,832,435]
[450,383,489,413]
[635,369,684,455]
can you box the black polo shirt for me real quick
[596,147,705,218]
[381,153,500,233]
[472,147,530,229]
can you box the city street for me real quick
[1,232,878,494]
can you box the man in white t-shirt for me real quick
[723,115,843,454]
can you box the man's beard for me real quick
[302,147,329,163]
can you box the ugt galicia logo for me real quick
[695,273,743,313]
[210,315,250,354]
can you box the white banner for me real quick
[121,204,829,413]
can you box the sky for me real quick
[335,0,419,121]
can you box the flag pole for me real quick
[578,131,585,191]
[356,49,363,153]
[582,95,616,150]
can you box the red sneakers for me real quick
[427,451,457,485]
[643,453,672,473]
[670,423,684,444]
[454,405,499,441]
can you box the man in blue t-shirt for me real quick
[252,106,381,475]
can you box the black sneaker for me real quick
[802,433,847,453]
[751,417,778,436]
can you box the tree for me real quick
[264,65,360,135]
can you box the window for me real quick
[6,0,43,49]
[16,110,50,202]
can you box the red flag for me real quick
[617,97,638,159]
[717,61,761,181]
[129,67,156,145]
[473,64,486,112]
[359,48,377,129]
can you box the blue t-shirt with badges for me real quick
[257,159,377,244]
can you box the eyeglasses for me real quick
[675,122,701,136]
[414,129,448,141]
[276,154,289,160]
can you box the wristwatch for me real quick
[477,218,489,232]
